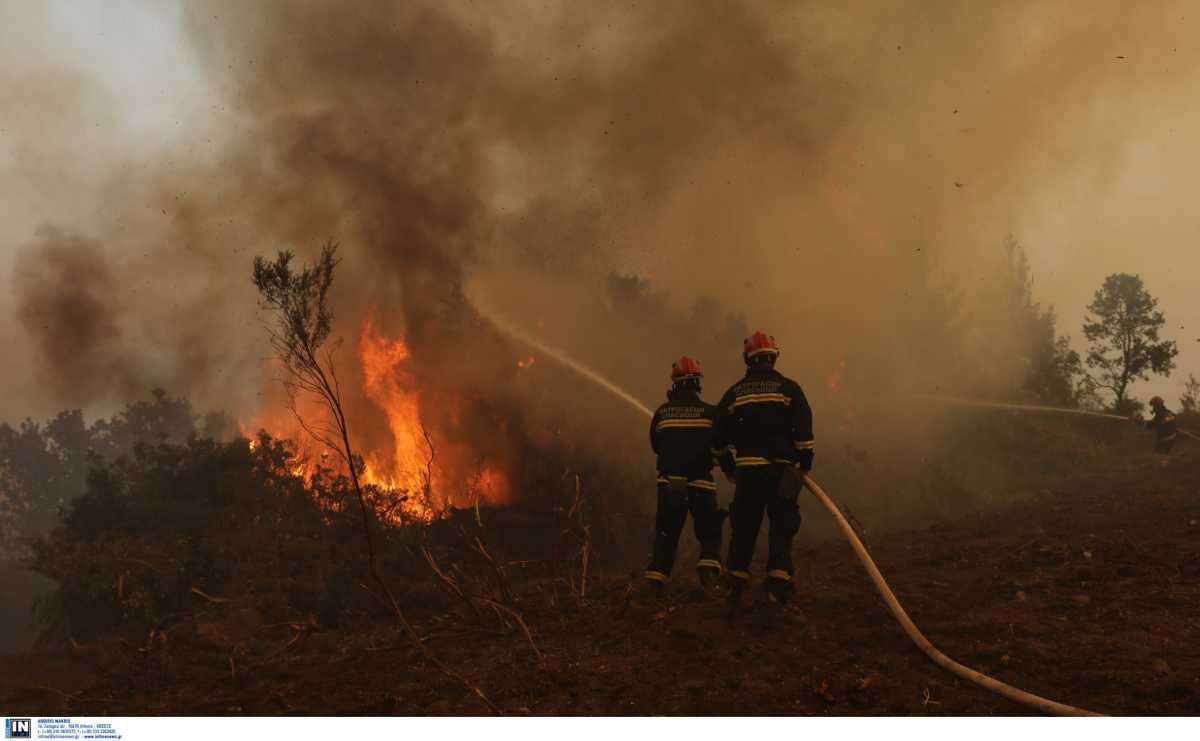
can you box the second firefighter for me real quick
[645,356,727,590]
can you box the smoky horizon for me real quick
[2,0,1198,436]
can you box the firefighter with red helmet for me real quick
[645,356,728,591]
[713,331,814,614]
[1144,396,1178,453]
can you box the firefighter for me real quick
[1144,396,1179,454]
[713,331,814,613]
[645,356,727,591]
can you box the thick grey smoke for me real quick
[4,0,1199,448]
[14,229,135,404]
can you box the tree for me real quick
[1181,373,1200,415]
[0,390,202,561]
[251,243,498,713]
[1082,273,1178,412]
[1024,330,1086,407]
[1002,237,1085,406]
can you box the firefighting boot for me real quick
[724,574,749,621]
[644,570,668,598]
[763,574,804,625]
[764,571,793,604]
[698,565,721,590]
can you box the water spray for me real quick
[474,295,1101,715]
[472,289,655,418]
[919,393,1200,442]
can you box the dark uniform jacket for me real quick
[713,365,814,472]
[1146,406,1179,445]
[649,388,720,490]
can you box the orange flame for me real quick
[516,355,536,369]
[358,310,434,504]
[824,357,860,434]
[240,307,513,524]
[826,358,847,395]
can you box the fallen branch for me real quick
[423,547,484,620]
[474,537,515,605]
[190,586,229,604]
[423,548,543,665]
[475,596,544,664]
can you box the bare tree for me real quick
[1182,373,1200,415]
[252,242,499,714]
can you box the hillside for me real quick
[2,419,1198,716]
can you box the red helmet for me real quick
[671,356,704,381]
[743,331,780,359]
[1150,395,1165,407]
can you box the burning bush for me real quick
[25,416,647,647]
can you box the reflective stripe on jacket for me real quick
[650,388,720,481]
[713,365,814,471]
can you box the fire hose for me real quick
[805,394,1195,715]
[802,472,1099,716]
[475,300,1106,713]
[689,398,1104,714]
[920,394,1200,442]
[809,392,1195,714]
[736,404,1108,714]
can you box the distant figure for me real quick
[645,356,727,592]
[1144,396,1178,454]
[713,331,814,616]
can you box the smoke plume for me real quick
[4,0,1199,473]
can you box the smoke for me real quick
[14,229,135,404]
[4,1,1200,467]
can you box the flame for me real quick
[826,358,846,395]
[241,425,315,479]
[516,355,536,369]
[239,307,514,525]
[824,357,860,434]
[358,310,434,507]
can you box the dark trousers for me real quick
[726,464,801,589]
[646,483,723,581]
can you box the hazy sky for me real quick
[2,0,1198,422]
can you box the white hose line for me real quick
[471,288,657,419]
[477,312,1105,714]
[633,392,1102,713]
[916,394,1127,421]
[803,474,1103,716]
[918,393,1200,442]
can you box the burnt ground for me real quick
[3,447,1200,716]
